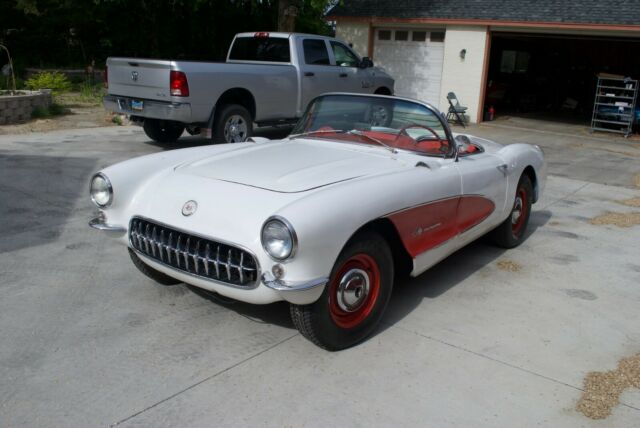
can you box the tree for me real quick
[1,0,337,69]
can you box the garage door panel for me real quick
[374,28,444,104]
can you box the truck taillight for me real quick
[170,70,189,97]
[254,32,269,38]
[103,65,108,89]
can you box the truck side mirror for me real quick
[359,57,374,69]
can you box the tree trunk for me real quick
[277,0,298,32]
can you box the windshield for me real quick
[291,94,452,156]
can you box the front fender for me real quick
[497,143,546,204]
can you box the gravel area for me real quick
[577,353,640,419]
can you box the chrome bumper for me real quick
[89,217,126,235]
[261,273,328,305]
[103,95,192,123]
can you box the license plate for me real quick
[131,100,144,111]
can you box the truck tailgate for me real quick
[107,58,173,100]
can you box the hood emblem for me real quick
[131,71,139,82]
[182,200,198,216]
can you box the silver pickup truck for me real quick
[103,32,395,144]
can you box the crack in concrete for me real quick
[541,181,591,211]
[110,333,298,426]
[390,324,640,414]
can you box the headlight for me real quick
[90,173,113,207]
[261,217,297,260]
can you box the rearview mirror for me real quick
[359,57,374,69]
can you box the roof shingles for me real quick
[328,0,640,26]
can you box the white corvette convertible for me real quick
[90,93,545,350]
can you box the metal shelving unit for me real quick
[590,76,638,137]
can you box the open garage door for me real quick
[484,32,640,125]
[373,28,445,104]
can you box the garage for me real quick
[373,28,445,104]
[332,1,640,127]
[484,32,640,126]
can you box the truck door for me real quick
[329,41,374,94]
[299,38,341,111]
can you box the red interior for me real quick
[313,127,448,155]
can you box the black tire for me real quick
[290,232,394,351]
[213,104,253,144]
[128,248,181,285]
[142,119,185,143]
[491,174,533,248]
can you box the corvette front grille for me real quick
[129,217,259,287]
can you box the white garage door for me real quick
[373,28,445,105]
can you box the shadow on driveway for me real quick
[379,209,552,333]
[0,152,98,254]
[178,210,552,337]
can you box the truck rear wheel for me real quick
[214,104,253,144]
[143,119,185,143]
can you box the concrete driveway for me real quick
[1,124,639,427]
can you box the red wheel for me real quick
[290,232,394,351]
[328,254,381,329]
[511,187,529,235]
[491,174,533,248]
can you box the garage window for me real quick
[430,32,445,42]
[378,30,391,41]
[412,31,427,42]
[395,31,409,41]
[500,50,530,74]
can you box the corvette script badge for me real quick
[182,200,198,216]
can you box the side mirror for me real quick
[359,57,374,69]
[454,134,472,149]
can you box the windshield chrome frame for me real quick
[293,92,457,159]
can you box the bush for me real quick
[30,103,68,119]
[0,77,25,90]
[25,72,72,95]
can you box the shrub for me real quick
[31,106,50,118]
[30,103,68,119]
[25,72,72,95]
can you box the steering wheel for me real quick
[395,123,448,154]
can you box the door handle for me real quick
[304,72,315,77]
[339,73,348,78]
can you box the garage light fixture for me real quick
[460,49,467,60]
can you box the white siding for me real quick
[335,22,370,58]
[438,26,489,123]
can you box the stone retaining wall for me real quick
[0,90,52,125]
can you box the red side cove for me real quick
[388,196,495,258]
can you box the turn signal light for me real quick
[170,70,189,97]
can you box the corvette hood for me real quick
[174,140,406,193]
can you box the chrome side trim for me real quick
[89,217,126,232]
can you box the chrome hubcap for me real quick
[336,268,370,312]
[224,115,248,143]
[512,196,523,224]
